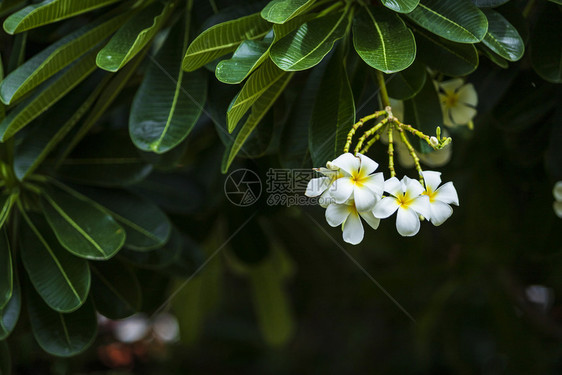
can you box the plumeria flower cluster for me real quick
[436,78,478,129]
[306,153,459,245]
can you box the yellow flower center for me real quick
[443,92,459,109]
[396,192,412,209]
[423,188,437,203]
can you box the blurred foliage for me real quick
[0,0,560,374]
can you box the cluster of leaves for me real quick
[0,0,560,368]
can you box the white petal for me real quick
[554,201,562,219]
[451,105,477,125]
[353,185,377,212]
[421,171,442,191]
[439,79,464,95]
[429,201,453,226]
[325,203,350,227]
[457,83,478,107]
[384,177,402,196]
[315,167,339,178]
[362,172,385,198]
[409,195,431,218]
[373,196,399,219]
[342,211,364,245]
[434,181,459,205]
[331,153,359,176]
[442,109,454,127]
[359,210,380,230]
[305,176,331,197]
[319,189,334,208]
[357,153,379,175]
[396,208,421,237]
[553,181,562,202]
[404,177,425,197]
[331,177,354,204]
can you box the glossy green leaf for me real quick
[41,184,125,260]
[0,11,127,105]
[381,0,420,13]
[352,5,416,73]
[0,194,16,230]
[0,341,10,375]
[121,227,183,269]
[261,0,313,24]
[3,0,122,34]
[479,44,509,68]
[97,2,172,72]
[0,276,20,340]
[215,34,273,84]
[27,291,97,357]
[0,230,12,310]
[20,212,90,312]
[91,259,141,319]
[309,49,354,166]
[386,60,427,100]
[415,29,479,76]
[183,13,272,72]
[530,3,562,83]
[0,48,98,141]
[406,0,488,43]
[57,131,152,187]
[130,16,207,154]
[471,0,510,7]
[481,9,524,61]
[13,71,110,180]
[403,77,443,154]
[270,11,349,71]
[227,59,286,132]
[223,66,293,172]
[75,187,171,251]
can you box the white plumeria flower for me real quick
[325,201,380,245]
[553,181,562,218]
[437,79,477,128]
[305,163,342,207]
[373,176,430,237]
[329,153,385,212]
[421,171,459,226]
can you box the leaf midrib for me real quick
[417,3,478,40]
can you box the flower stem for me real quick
[354,117,389,154]
[387,122,395,178]
[344,110,386,153]
[375,70,391,108]
[397,126,424,184]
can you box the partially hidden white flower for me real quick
[329,153,385,212]
[422,171,459,226]
[305,163,342,207]
[325,201,380,245]
[438,79,477,128]
[373,176,430,237]
[553,181,562,218]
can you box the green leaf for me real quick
[0,269,19,340]
[0,194,16,230]
[406,0,488,43]
[261,0,314,24]
[415,29,479,76]
[215,35,273,84]
[381,0,420,13]
[0,47,98,141]
[270,11,349,71]
[27,291,97,357]
[223,66,293,172]
[20,212,90,312]
[57,130,152,187]
[0,230,12,309]
[13,71,110,180]
[471,0,510,7]
[0,341,10,375]
[479,44,509,68]
[96,1,172,72]
[0,11,127,105]
[403,77,443,154]
[3,0,123,34]
[352,5,416,73]
[74,187,171,251]
[130,16,207,154]
[481,9,524,61]
[183,12,272,72]
[530,3,562,83]
[386,60,427,100]
[227,59,287,132]
[309,49,354,166]
[121,227,183,269]
[91,259,141,319]
[41,184,125,260]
